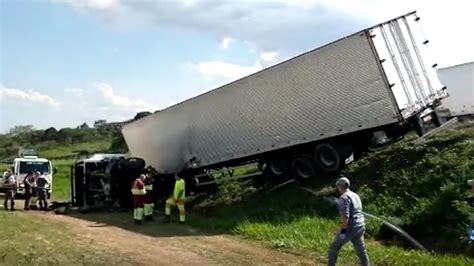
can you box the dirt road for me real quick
[22,209,316,266]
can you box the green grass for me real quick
[0,212,123,265]
[190,185,473,265]
[39,139,112,159]
[51,159,75,200]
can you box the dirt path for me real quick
[24,210,316,266]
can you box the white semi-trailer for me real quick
[122,11,447,180]
[437,62,474,119]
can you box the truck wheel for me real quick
[292,155,316,179]
[266,158,288,176]
[314,143,341,172]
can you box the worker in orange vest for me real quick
[131,174,147,224]
[163,173,186,224]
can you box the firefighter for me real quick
[131,174,147,224]
[144,174,155,221]
[23,171,34,210]
[36,172,49,210]
[163,173,186,224]
[3,169,16,211]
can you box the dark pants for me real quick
[24,190,31,210]
[38,188,48,210]
[4,189,15,211]
[328,226,370,266]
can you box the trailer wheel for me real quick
[292,155,316,179]
[314,143,341,172]
[266,158,288,176]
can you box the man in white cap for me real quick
[328,177,370,266]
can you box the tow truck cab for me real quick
[14,156,54,198]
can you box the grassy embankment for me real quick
[188,124,474,265]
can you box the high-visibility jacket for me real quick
[131,179,146,195]
[173,179,185,200]
[144,183,153,191]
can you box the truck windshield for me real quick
[19,162,50,174]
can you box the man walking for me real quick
[36,172,49,210]
[144,174,155,221]
[3,169,16,211]
[328,177,370,266]
[163,173,186,224]
[131,174,147,224]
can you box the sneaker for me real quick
[134,219,143,225]
[162,216,171,224]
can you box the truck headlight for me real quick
[19,183,24,188]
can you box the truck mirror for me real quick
[53,167,58,174]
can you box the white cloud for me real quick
[0,86,60,107]
[259,51,281,67]
[64,87,84,97]
[95,82,157,111]
[187,61,262,82]
[219,36,234,49]
[59,0,473,68]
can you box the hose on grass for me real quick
[295,185,427,251]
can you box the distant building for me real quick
[94,120,107,128]
[94,119,133,130]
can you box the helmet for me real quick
[336,177,350,187]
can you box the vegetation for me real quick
[0,212,123,265]
[189,124,474,265]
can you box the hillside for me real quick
[189,123,474,264]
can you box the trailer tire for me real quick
[314,143,341,172]
[292,155,316,180]
[266,158,288,176]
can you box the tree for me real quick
[134,111,152,120]
[9,125,34,135]
[109,131,128,152]
[79,122,89,129]
[43,127,58,141]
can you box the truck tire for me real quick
[263,158,288,177]
[292,155,316,179]
[314,143,342,172]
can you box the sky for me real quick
[0,0,473,133]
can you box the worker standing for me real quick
[3,169,16,211]
[23,171,34,210]
[131,174,147,224]
[144,174,155,221]
[163,173,186,224]
[29,171,39,210]
[36,172,49,210]
[328,177,370,266]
